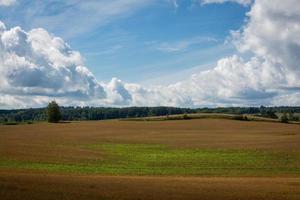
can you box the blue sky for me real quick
[1,0,299,108]
[0,0,249,83]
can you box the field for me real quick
[1,119,300,199]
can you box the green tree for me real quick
[47,101,61,123]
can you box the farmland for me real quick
[1,119,300,199]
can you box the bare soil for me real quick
[0,170,300,200]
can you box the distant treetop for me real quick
[47,101,61,123]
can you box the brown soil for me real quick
[0,170,299,200]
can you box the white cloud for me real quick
[201,0,253,6]
[155,0,300,107]
[0,22,106,108]
[105,78,132,105]
[1,0,300,108]
[272,92,300,107]
[235,0,300,77]
[119,55,278,107]
[0,0,15,6]
[127,0,300,107]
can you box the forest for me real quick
[1,106,299,123]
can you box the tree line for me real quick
[1,103,299,123]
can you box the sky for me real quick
[0,0,300,108]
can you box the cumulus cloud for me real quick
[235,0,300,77]
[230,0,300,102]
[0,21,106,108]
[1,0,300,108]
[117,55,278,107]
[128,0,300,107]
[201,0,253,6]
[0,0,15,6]
[105,78,132,105]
